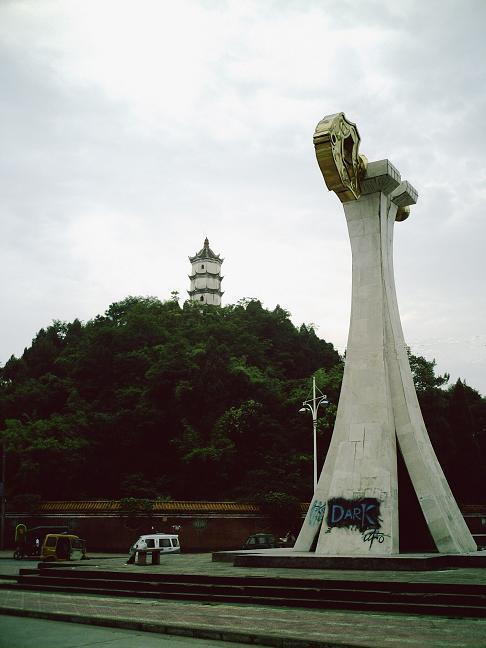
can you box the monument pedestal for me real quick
[213,548,486,571]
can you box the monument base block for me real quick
[212,548,486,571]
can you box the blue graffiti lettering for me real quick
[330,504,344,524]
[326,497,381,532]
[309,500,326,527]
[362,503,377,527]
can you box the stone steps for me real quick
[12,568,486,618]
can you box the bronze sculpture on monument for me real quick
[294,113,476,555]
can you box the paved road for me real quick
[0,616,253,648]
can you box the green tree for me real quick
[3,294,483,507]
[446,380,485,502]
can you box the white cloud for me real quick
[1,0,485,394]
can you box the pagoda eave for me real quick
[188,273,224,281]
[188,289,224,296]
[188,254,223,263]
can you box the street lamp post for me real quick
[299,376,328,491]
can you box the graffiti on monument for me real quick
[309,500,326,526]
[326,497,381,532]
[362,528,389,550]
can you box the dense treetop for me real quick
[0,296,484,506]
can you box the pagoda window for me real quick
[201,264,205,270]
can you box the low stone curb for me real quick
[0,605,363,648]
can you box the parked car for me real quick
[242,533,277,549]
[127,533,181,562]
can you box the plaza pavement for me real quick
[1,551,486,647]
[0,615,263,648]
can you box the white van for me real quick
[130,533,181,555]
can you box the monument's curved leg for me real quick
[296,176,400,555]
[382,188,476,553]
[295,114,476,555]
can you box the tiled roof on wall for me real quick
[37,500,264,514]
[15,500,483,517]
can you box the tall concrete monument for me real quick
[295,113,476,555]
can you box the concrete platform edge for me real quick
[0,605,366,648]
[212,550,486,571]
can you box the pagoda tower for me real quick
[188,238,224,305]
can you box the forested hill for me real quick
[0,297,341,503]
[0,296,485,507]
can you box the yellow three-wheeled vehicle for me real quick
[14,525,87,561]
[41,533,87,561]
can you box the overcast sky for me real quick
[1,0,485,395]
